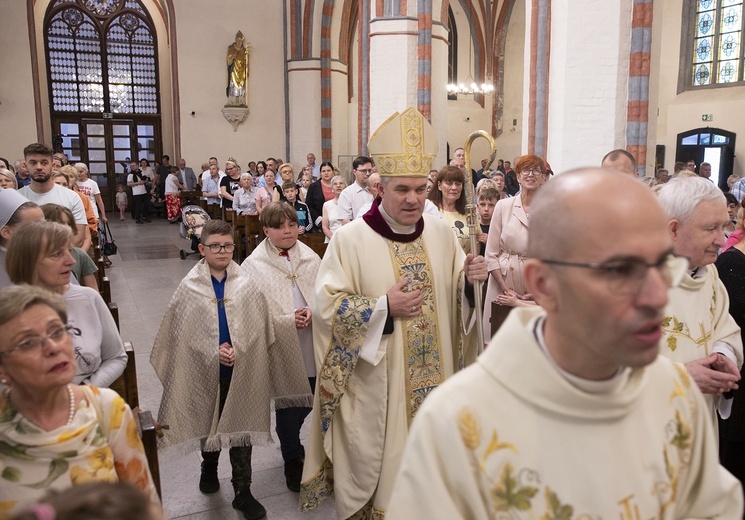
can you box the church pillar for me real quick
[367,1,447,165]
[536,0,635,173]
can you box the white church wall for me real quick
[0,3,39,158]
[545,0,632,174]
[175,0,287,166]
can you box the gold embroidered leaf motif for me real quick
[491,463,538,512]
[663,446,674,480]
[672,317,684,332]
[667,336,678,352]
[482,430,518,465]
[458,408,480,450]
[673,363,691,388]
[671,410,692,451]
[541,487,573,520]
[669,380,685,404]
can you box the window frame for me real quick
[43,0,161,116]
[680,0,745,92]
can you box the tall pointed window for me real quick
[692,0,744,86]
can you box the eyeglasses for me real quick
[356,169,373,174]
[521,169,543,176]
[0,325,80,358]
[203,243,235,254]
[540,253,689,295]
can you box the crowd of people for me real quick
[1,106,745,520]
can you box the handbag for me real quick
[102,222,118,256]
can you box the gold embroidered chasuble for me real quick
[661,264,743,416]
[387,308,743,520]
[299,215,477,518]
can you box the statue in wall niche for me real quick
[226,31,250,107]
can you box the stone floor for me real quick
[105,216,337,519]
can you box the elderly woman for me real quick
[428,165,470,252]
[74,163,107,223]
[6,221,126,387]
[0,168,18,190]
[278,163,295,187]
[164,166,185,223]
[41,204,99,291]
[0,189,44,287]
[482,154,547,338]
[233,172,258,216]
[56,167,96,248]
[322,175,347,243]
[0,285,157,517]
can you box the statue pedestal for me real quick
[221,106,248,132]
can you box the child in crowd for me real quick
[298,172,312,202]
[242,202,318,493]
[151,219,276,520]
[476,186,498,257]
[282,180,313,234]
[115,184,127,221]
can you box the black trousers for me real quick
[133,193,148,221]
[201,379,253,491]
[274,376,315,462]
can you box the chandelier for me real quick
[446,32,494,97]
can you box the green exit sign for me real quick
[702,114,713,121]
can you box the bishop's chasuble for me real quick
[387,308,743,519]
[299,204,478,519]
[661,264,743,418]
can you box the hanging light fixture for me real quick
[447,31,494,96]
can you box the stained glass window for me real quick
[692,0,745,86]
[45,0,158,114]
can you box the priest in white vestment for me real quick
[299,107,487,519]
[387,169,743,519]
[657,177,743,421]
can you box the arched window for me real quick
[46,0,158,113]
[44,0,161,209]
[690,0,745,86]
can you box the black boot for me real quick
[232,489,266,520]
[199,461,220,494]
[284,458,304,492]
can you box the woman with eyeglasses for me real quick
[0,284,158,517]
[6,220,126,387]
[482,154,548,340]
[428,165,470,253]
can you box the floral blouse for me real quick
[0,386,158,518]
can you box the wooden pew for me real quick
[298,232,327,258]
[101,277,112,304]
[109,342,161,499]
[100,269,161,498]
[243,215,264,255]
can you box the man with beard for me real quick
[18,143,85,246]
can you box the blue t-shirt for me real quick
[212,273,233,381]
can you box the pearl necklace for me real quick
[66,384,76,425]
